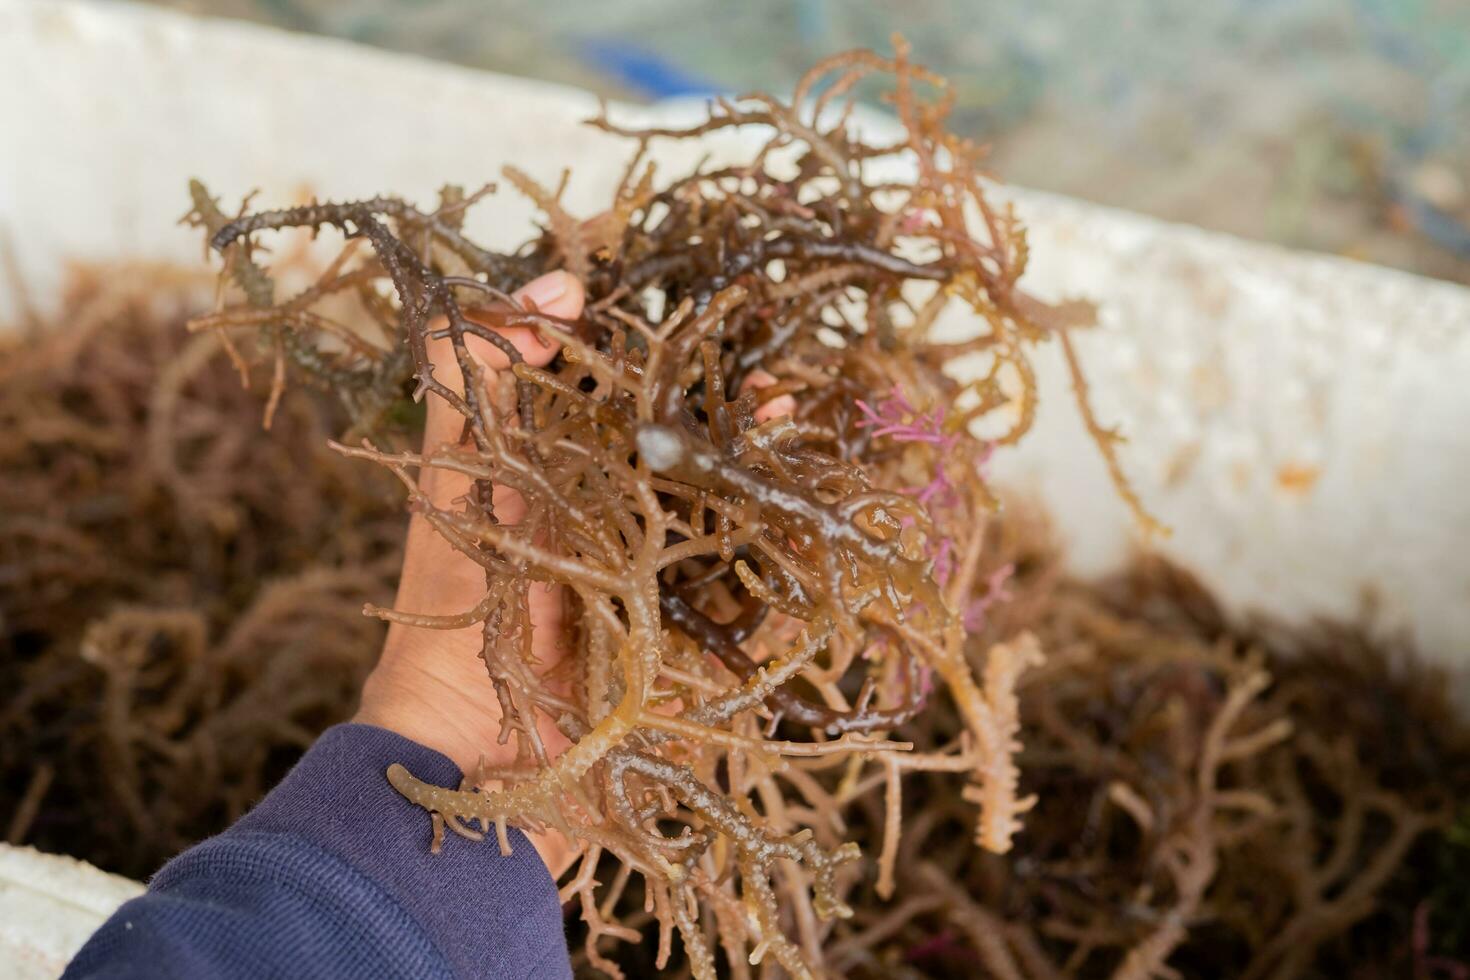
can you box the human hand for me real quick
[355,270,584,874]
[353,269,797,877]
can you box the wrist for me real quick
[353,659,578,878]
[354,638,506,775]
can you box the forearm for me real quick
[63,724,570,980]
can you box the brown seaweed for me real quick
[822,547,1470,979]
[0,265,406,877]
[195,40,1144,978]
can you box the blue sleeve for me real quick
[62,724,572,980]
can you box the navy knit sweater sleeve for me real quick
[62,723,572,980]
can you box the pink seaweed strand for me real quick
[857,386,1006,624]
[963,563,1015,633]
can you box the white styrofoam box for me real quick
[0,844,143,978]
[0,0,1467,968]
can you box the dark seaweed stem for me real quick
[634,422,916,574]
[676,235,949,311]
[210,199,539,436]
[209,195,537,284]
[190,38,1163,979]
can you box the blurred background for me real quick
[139,0,1470,284]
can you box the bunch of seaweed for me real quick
[0,265,406,878]
[194,40,1150,978]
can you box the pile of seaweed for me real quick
[819,545,1470,979]
[0,266,406,878]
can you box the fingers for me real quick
[398,272,585,615]
[419,271,584,465]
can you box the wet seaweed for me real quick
[194,40,1147,977]
[821,548,1470,979]
[0,265,406,877]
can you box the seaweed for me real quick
[0,265,406,877]
[193,40,1154,977]
[821,547,1469,979]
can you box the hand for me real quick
[354,269,794,877]
[355,270,584,875]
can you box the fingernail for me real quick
[516,271,571,311]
